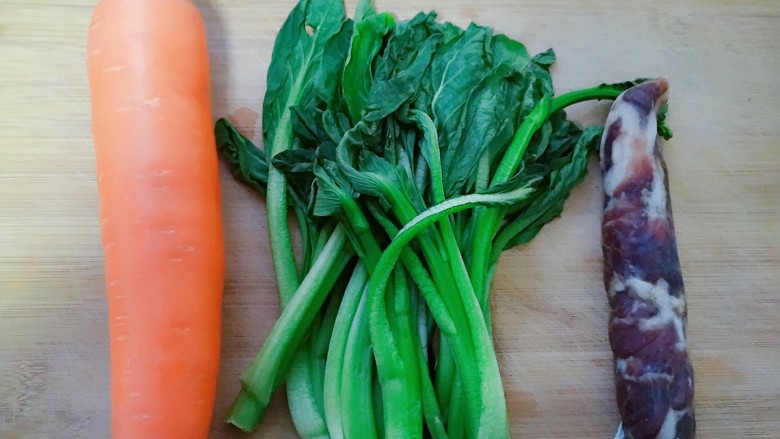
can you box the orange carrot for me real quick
[86,1,224,437]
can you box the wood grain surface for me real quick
[1,0,778,438]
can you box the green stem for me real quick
[294,207,312,277]
[367,201,457,336]
[340,284,379,439]
[329,203,399,438]
[287,347,329,439]
[340,195,382,269]
[410,109,508,435]
[372,365,385,439]
[264,48,321,435]
[490,204,556,266]
[405,114,471,341]
[468,97,552,324]
[549,84,625,114]
[435,338,456,423]
[324,263,368,439]
[368,271,408,437]
[313,289,341,402]
[290,280,342,439]
[313,221,336,257]
[367,187,534,439]
[378,189,482,434]
[490,96,552,187]
[472,85,624,309]
[446,377,467,439]
[330,202,385,439]
[340,193,459,438]
[420,356,449,439]
[264,20,321,302]
[410,288,449,439]
[267,167,301,305]
[378,191,481,412]
[286,220,343,439]
[467,85,626,333]
[371,267,422,438]
[227,226,352,432]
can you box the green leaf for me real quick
[440,67,513,196]
[363,13,442,122]
[335,121,426,216]
[353,152,398,198]
[313,160,353,217]
[490,34,530,73]
[273,149,317,174]
[429,25,495,195]
[214,118,268,194]
[354,0,375,21]
[319,20,355,102]
[322,108,353,144]
[657,103,673,140]
[524,119,553,161]
[413,21,464,114]
[291,104,326,143]
[343,11,395,122]
[263,0,350,157]
[275,146,317,217]
[531,48,556,67]
[480,165,543,197]
[526,48,556,100]
[523,110,580,165]
[430,30,549,197]
[498,125,602,251]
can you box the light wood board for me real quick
[1,0,778,437]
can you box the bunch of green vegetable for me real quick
[216,0,653,437]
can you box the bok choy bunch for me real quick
[215,0,661,437]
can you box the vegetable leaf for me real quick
[498,125,602,250]
[343,9,395,122]
[263,0,350,157]
[215,118,268,194]
[363,13,442,122]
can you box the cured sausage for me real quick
[600,78,695,439]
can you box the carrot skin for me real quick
[87,1,224,438]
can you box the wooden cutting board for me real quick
[1,0,778,437]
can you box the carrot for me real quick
[86,0,224,437]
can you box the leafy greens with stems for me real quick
[215,0,670,437]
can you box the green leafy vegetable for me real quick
[216,0,673,437]
[264,0,351,300]
[215,118,268,193]
[343,0,395,122]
